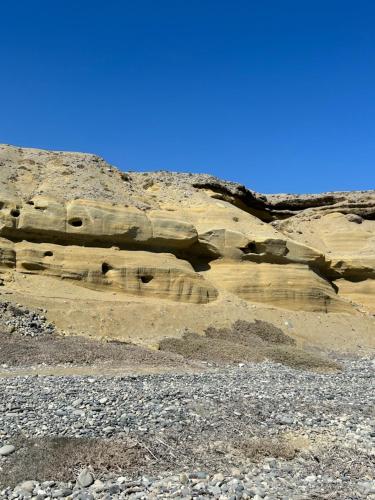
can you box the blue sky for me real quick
[1,0,374,193]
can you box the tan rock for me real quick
[206,260,350,313]
[277,212,375,281]
[148,212,198,248]
[336,278,375,313]
[14,241,217,304]
[0,237,15,270]
[65,199,153,243]
[0,197,198,250]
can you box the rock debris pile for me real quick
[0,301,55,337]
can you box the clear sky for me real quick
[1,0,374,193]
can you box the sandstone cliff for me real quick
[0,144,374,351]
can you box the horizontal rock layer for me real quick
[0,197,198,250]
[1,239,218,304]
[207,260,350,313]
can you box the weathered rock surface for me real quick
[0,197,198,250]
[13,240,217,304]
[207,261,349,313]
[266,190,375,219]
[273,210,375,313]
[0,144,374,350]
[336,278,375,313]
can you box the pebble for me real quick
[0,444,15,456]
[77,469,95,488]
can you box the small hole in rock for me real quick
[27,200,35,206]
[140,275,153,284]
[11,209,20,218]
[240,242,258,254]
[69,218,83,227]
[44,251,53,257]
[102,263,113,274]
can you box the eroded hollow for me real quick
[44,251,53,257]
[21,262,45,271]
[140,275,153,284]
[68,218,83,227]
[10,209,20,218]
[101,262,113,274]
[240,242,259,254]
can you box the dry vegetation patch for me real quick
[0,329,188,369]
[232,436,298,461]
[0,434,306,488]
[160,320,340,371]
[0,436,146,487]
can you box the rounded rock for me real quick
[0,444,16,456]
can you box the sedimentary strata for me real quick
[0,144,374,328]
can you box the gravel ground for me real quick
[0,358,374,499]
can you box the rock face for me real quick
[13,241,217,304]
[207,261,349,313]
[0,144,374,349]
[273,213,375,281]
[266,191,375,220]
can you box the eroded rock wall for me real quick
[0,144,374,318]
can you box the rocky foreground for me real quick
[0,358,374,499]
